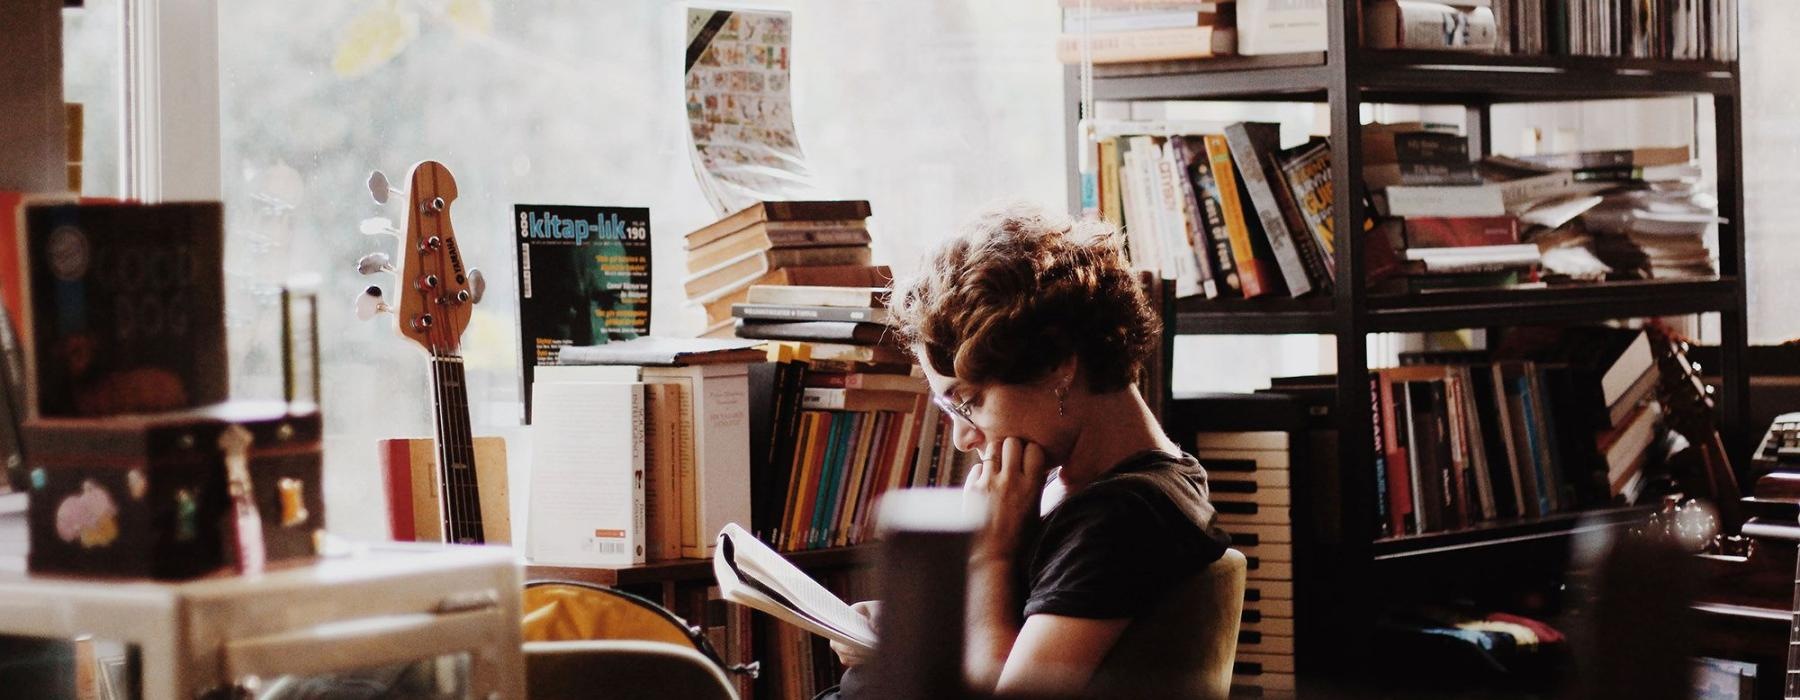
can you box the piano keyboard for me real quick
[1202,430,1297,699]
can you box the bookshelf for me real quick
[1064,0,1749,689]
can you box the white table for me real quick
[0,541,524,700]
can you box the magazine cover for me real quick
[514,204,651,423]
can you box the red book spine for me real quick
[1403,216,1520,248]
[1379,372,1414,536]
[382,439,416,541]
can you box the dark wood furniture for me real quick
[1064,1,1748,690]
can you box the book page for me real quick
[714,523,876,651]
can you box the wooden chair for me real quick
[1084,548,1248,699]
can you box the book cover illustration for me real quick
[21,202,227,417]
[514,204,652,423]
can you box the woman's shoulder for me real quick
[1053,450,1208,514]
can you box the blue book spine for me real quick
[1516,377,1552,515]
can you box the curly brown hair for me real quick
[888,201,1160,394]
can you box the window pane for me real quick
[217,1,1066,539]
[63,0,123,199]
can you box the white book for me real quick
[527,380,645,567]
[1158,138,1207,299]
[1237,0,1327,55]
[536,363,749,559]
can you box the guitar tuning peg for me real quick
[1691,361,1704,374]
[367,170,404,205]
[1704,385,1716,396]
[468,268,487,304]
[354,285,393,321]
[356,252,394,275]
[359,217,400,237]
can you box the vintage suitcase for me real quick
[20,401,324,580]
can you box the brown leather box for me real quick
[20,401,323,580]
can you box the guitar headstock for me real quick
[1648,323,1717,441]
[394,161,475,356]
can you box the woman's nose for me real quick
[950,417,983,454]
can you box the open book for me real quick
[713,523,877,654]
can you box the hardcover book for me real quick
[685,200,873,251]
[20,201,227,417]
[513,204,652,423]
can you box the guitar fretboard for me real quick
[431,355,485,544]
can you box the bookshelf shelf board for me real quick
[1365,277,1735,333]
[1086,52,1732,104]
[526,545,872,588]
[1357,51,1736,102]
[1088,54,1330,102]
[1170,278,1733,335]
[1370,505,1651,561]
[1172,295,1336,335]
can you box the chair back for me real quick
[524,639,738,700]
[1086,548,1247,699]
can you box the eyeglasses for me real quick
[931,391,976,427]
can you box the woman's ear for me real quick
[1055,355,1080,394]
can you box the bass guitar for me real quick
[371,161,510,544]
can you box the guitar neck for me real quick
[1789,543,1800,699]
[430,354,485,544]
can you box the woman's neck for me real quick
[1056,385,1178,491]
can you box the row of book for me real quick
[751,342,962,553]
[1091,121,1339,300]
[1055,0,1329,64]
[1269,327,1661,539]
[1055,0,1737,64]
[731,285,967,553]
[1487,0,1739,60]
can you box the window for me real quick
[205,1,1067,539]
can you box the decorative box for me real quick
[20,401,323,580]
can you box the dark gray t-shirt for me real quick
[1022,449,1231,620]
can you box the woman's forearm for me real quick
[964,555,1021,692]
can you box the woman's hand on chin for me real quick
[965,437,1048,565]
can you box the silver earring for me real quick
[1057,386,1068,417]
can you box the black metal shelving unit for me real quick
[1064,0,1748,689]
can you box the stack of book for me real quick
[1055,1,1237,63]
[1087,120,1356,301]
[529,337,767,565]
[1371,125,1547,292]
[1570,152,1719,280]
[1056,0,1331,64]
[683,199,889,337]
[735,287,962,552]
